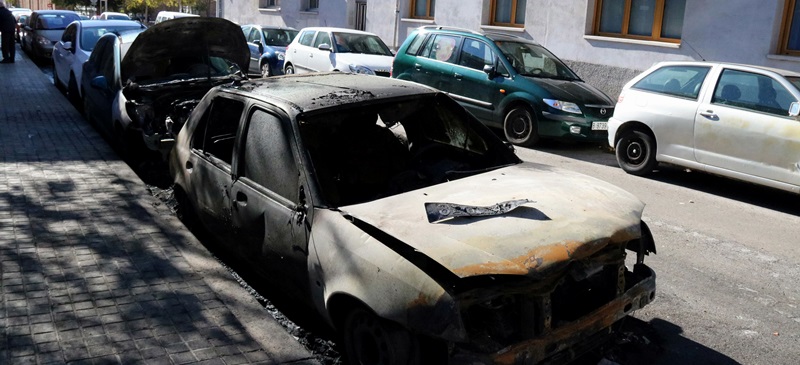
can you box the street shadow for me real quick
[528,139,619,167]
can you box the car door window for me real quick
[632,65,710,99]
[191,97,246,165]
[458,38,494,70]
[313,32,331,48]
[239,109,298,201]
[95,41,115,84]
[298,30,316,46]
[712,69,795,116]
[248,28,261,43]
[61,23,76,42]
[421,34,462,63]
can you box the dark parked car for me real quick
[240,24,298,77]
[15,13,29,43]
[10,7,31,42]
[81,17,248,156]
[170,72,657,365]
[393,26,615,147]
[21,10,81,61]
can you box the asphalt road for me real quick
[515,142,800,365]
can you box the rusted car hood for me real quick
[120,17,249,83]
[342,162,644,279]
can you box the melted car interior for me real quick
[300,95,520,207]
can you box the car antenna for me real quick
[681,38,706,61]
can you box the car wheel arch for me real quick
[614,121,656,150]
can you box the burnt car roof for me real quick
[228,72,439,113]
[121,17,248,84]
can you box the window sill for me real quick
[480,25,525,33]
[766,54,800,63]
[583,35,680,49]
[401,18,434,24]
[258,7,280,12]
[299,11,318,15]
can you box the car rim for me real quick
[507,111,531,141]
[348,312,391,364]
[624,139,645,165]
[261,64,270,77]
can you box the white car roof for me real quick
[651,61,800,78]
[298,27,378,36]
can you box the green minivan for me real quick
[392,26,614,147]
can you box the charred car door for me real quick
[229,106,311,295]
[185,95,246,238]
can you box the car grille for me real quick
[583,105,614,119]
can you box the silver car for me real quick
[609,61,800,194]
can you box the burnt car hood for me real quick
[120,17,249,84]
[341,162,644,279]
[526,77,614,105]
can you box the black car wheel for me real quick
[342,307,419,365]
[503,106,539,147]
[284,64,294,75]
[615,129,657,176]
[260,62,271,78]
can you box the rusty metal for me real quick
[425,199,535,223]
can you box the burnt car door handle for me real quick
[236,191,248,206]
[185,161,193,171]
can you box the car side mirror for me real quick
[90,75,109,91]
[318,43,332,52]
[253,39,263,52]
[789,102,800,118]
[62,41,72,51]
[483,64,497,78]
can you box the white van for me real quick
[154,11,198,24]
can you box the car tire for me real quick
[260,62,271,78]
[615,129,657,176]
[503,106,539,147]
[53,69,66,93]
[342,307,420,365]
[284,64,294,75]
[68,75,82,112]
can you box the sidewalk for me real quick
[0,42,320,364]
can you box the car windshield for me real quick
[332,32,393,56]
[81,25,144,52]
[494,40,579,81]
[262,28,298,47]
[299,94,520,207]
[37,13,81,30]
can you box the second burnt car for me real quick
[83,16,248,156]
[170,72,657,365]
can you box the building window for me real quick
[593,0,685,42]
[306,0,319,11]
[491,0,526,27]
[780,0,800,55]
[411,0,435,19]
[259,0,279,9]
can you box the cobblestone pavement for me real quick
[0,41,319,365]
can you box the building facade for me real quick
[220,0,800,98]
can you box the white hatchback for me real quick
[608,61,800,194]
[283,27,393,77]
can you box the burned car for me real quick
[117,17,248,154]
[169,73,656,365]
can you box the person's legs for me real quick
[1,31,14,62]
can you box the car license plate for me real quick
[592,122,608,130]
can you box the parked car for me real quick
[170,72,657,365]
[15,13,29,43]
[154,11,197,24]
[393,26,614,147]
[609,61,800,194]
[283,27,393,76]
[21,10,81,62]
[81,17,247,157]
[241,24,298,77]
[98,12,130,20]
[10,7,31,42]
[53,19,146,104]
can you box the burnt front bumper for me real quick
[453,264,656,365]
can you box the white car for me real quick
[98,12,131,20]
[283,27,393,76]
[52,19,145,102]
[609,61,800,194]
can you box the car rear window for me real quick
[632,65,710,99]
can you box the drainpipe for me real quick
[393,0,399,49]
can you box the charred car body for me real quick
[169,73,656,365]
[117,17,248,154]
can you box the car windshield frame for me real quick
[262,28,298,47]
[494,40,580,81]
[332,32,393,56]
